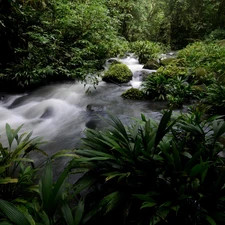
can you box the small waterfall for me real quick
[105,54,156,88]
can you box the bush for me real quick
[166,76,192,108]
[102,64,133,83]
[206,29,225,41]
[202,82,225,115]
[71,110,225,225]
[141,73,193,108]
[0,123,43,201]
[177,41,225,80]
[130,41,166,64]
[141,73,169,100]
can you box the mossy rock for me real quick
[194,67,208,84]
[107,59,121,65]
[102,64,133,83]
[217,74,225,84]
[143,60,160,70]
[122,88,146,100]
[160,58,176,66]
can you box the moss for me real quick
[102,64,133,83]
[143,60,160,70]
[122,88,146,100]
[160,58,176,66]
[156,64,189,79]
[194,67,209,84]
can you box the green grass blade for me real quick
[155,110,172,148]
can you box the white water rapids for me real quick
[0,55,168,164]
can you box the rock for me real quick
[102,63,133,83]
[86,104,105,113]
[133,70,152,81]
[143,60,160,70]
[160,58,176,66]
[85,120,98,130]
[194,67,208,84]
[106,58,121,65]
[40,107,53,119]
[122,88,146,100]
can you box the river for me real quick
[0,55,171,164]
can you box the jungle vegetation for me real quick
[1,0,225,91]
[1,0,225,224]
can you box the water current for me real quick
[0,55,171,165]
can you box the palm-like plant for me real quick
[71,110,225,225]
[0,123,45,200]
[202,82,225,115]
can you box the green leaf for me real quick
[61,203,74,225]
[104,171,130,182]
[155,110,173,147]
[39,162,53,215]
[0,200,31,225]
[74,174,97,195]
[5,123,13,149]
[189,162,212,178]
[206,215,216,225]
[99,191,122,214]
[171,142,181,170]
[141,201,157,209]
[212,120,225,143]
[74,198,84,225]
[181,152,192,159]
[0,221,14,225]
[0,177,18,184]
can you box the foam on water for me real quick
[0,55,165,158]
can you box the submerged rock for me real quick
[40,107,53,119]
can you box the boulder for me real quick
[143,60,160,70]
[194,67,208,84]
[102,64,133,83]
[160,58,176,66]
[122,88,146,100]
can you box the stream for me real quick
[0,55,175,166]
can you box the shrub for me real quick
[202,82,225,115]
[102,64,133,83]
[177,41,225,80]
[206,29,225,41]
[0,123,44,201]
[141,73,169,100]
[156,64,190,80]
[166,76,192,108]
[130,41,166,64]
[71,110,225,225]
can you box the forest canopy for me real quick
[0,0,225,91]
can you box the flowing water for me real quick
[0,55,170,165]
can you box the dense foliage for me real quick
[138,40,225,111]
[0,0,128,91]
[1,0,225,90]
[2,0,225,224]
[2,111,225,224]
